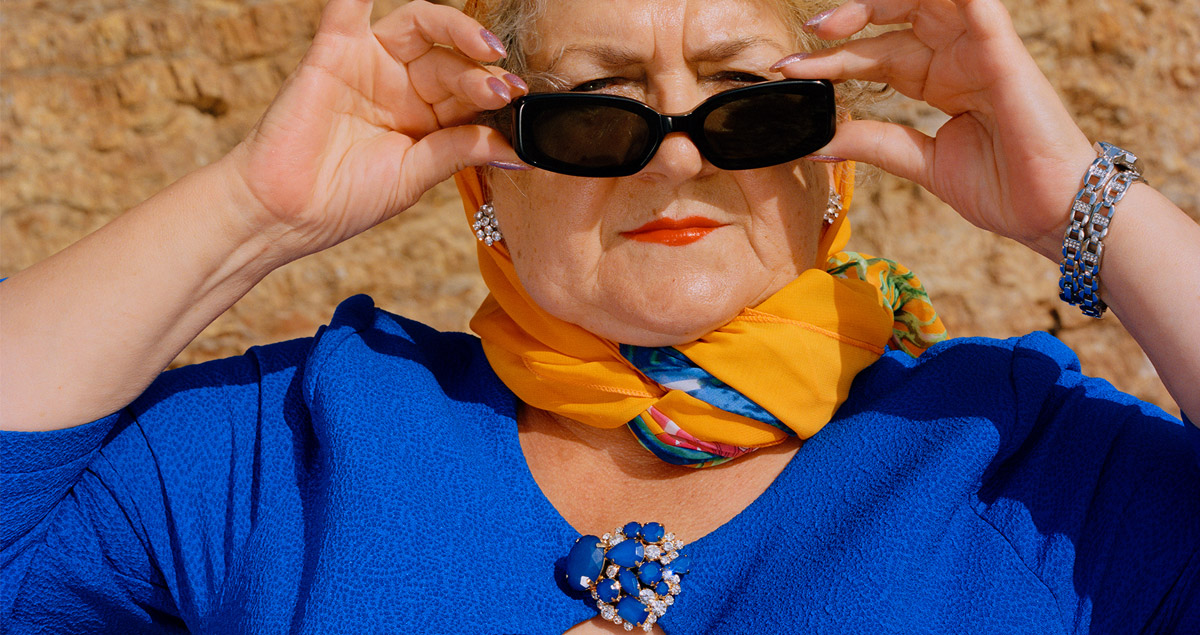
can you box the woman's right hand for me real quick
[227,0,525,262]
[0,0,528,431]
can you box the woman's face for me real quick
[489,0,827,346]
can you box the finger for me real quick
[950,0,1018,43]
[396,125,521,202]
[317,0,375,38]
[431,66,528,127]
[776,30,936,101]
[807,0,953,39]
[406,48,525,117]
[373,0,506,65]
[819,119,935,190]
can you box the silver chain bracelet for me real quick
[1058,142,1145,318]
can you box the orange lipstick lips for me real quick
[621,217,725,246]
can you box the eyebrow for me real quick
[546,36,780,74]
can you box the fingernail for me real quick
[487,76,512,101]
[487,161,532,171]
[481,28,506,57]
[804,154,846,163]
[804,8,836,33]
[770,53,810,71]
[504,73,529,93]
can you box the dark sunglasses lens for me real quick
[702,90,833,168]
[524,102,652,172]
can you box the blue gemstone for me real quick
[638,561,663,586]
[606,538,644,568]
[656,581,670,595]
[618,568,640,596]
[642,521,665,543]
[617,596,649,626]
[597,578,621,603]
[564,535,605,592]
[665,553,692,576]
[622,521,642,539]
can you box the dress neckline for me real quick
[494,396,809,551]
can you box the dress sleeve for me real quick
[975,332,1200,634]
[1,336,314,633]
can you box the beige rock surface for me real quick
[2,0,1195,416]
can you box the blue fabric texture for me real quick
[2,294,1198,633]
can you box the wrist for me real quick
[206,144,307,273]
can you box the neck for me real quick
[517,404,801,540]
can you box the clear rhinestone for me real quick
[669,583,681,595]
[644,545,662,560]
[673,539,684,550]
[663,532,675,543]
[639,588,656,603]
[663,540,676,553]
[645,614,657,626]
[643,622,655,632]
[475,229,485,239]
[600,605,616,620]
[602,533,611,545]
[650,599,667,616]
[591,588,600,600]
[606,564,620,578]
[664,572,680,584]
[598,600,608,610]
[475,211,485,220]
[483,236,494,246]
[611,531,625,545]
[613,616,623,626]
[664,595,674,606]
[580,576,592,588]
[624,623,634,632]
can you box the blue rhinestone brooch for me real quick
[563,521,692,632]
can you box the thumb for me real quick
[394,124,522,204]
[820,119,935,191]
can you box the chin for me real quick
[567,276,760,347]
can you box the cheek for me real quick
[486,173,609,306]
[734,164,827,267]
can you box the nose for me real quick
[635,83,717,182]
[638,131,708,182]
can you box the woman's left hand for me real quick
[775,0,1095,259]
[777,0,1200,424]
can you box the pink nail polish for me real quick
[480,28,506,57]
[804,7,836,33]
[770,53,810,71]
[487,76,511,101]
[504,73,529,93]
[487,161,532,171]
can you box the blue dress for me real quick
[2,295,1198,633]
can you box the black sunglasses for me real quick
[508,79,836,178]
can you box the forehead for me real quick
[527,0,793,70]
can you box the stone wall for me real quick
[3,0,1196,415]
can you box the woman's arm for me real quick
[0,0,525,432]
[776,0,1200,423]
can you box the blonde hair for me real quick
[466,0,880,117]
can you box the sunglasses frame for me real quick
[509,79,836,178]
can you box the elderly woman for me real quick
[2,0,1198,632]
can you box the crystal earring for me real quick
[823,188,843,225]
[473,202,502,246]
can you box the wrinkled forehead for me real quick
[524,0,795,74]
